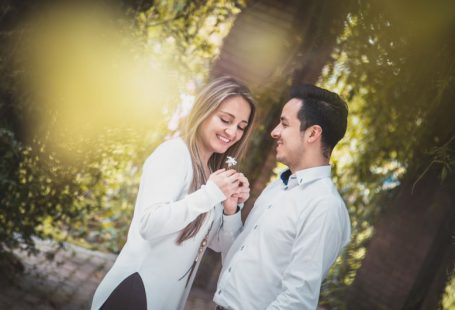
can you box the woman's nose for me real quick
[225,126,236,138]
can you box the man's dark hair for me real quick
[290,84,348,158]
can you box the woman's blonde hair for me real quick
[177,76,256,244]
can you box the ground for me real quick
[0,240,214,310]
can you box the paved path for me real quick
[0,240,215,310]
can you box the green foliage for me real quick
[0,123,156,256]
[133,0,245,82]
[412,134,455,192]
[0,128,89,255]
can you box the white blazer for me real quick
[91,138,242,310]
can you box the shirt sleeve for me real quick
[208,207,243,260]
[136,139,226,241]
[266,198,346,310]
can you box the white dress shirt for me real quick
[91,138,242,310]
[214,166,351,310]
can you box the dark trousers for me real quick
[100,272,147,310]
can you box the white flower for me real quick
[225,156,237,168]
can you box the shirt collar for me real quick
[280,165,331,189]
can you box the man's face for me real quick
[270,98,306,170]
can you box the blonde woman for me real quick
[91,76,256,310]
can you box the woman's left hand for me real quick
[236,173,250,204]
[223,173,250,215]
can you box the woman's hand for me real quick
[221,173,250,215]
[236,173,250,204]
[208,169,241,198]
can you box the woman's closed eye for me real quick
[220,117,231,124]
[220,115,247,131]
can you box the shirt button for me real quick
[240,245,245,251]
[267,205,272,209]
[254,225,258,230]
[218,290,222,295]
[228,267,232,272]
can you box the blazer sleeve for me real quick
[136,139,226,241]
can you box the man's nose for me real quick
[271,126,280,139]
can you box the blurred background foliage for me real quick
[1,0,454,308]
[0,0,244,263]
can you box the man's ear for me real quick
[307,125,322,143]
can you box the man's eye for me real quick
[238,126,246,131]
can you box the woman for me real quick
[91,76,256,310]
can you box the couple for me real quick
[91,76,351,310]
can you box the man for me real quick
[213,84,351,309]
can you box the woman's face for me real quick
[198,95,252,156]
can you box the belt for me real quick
[215,306,226,310]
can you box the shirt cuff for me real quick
[222,209,242,233]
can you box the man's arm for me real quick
[266,198,345,310]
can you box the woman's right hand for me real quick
[208,169,241,198]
